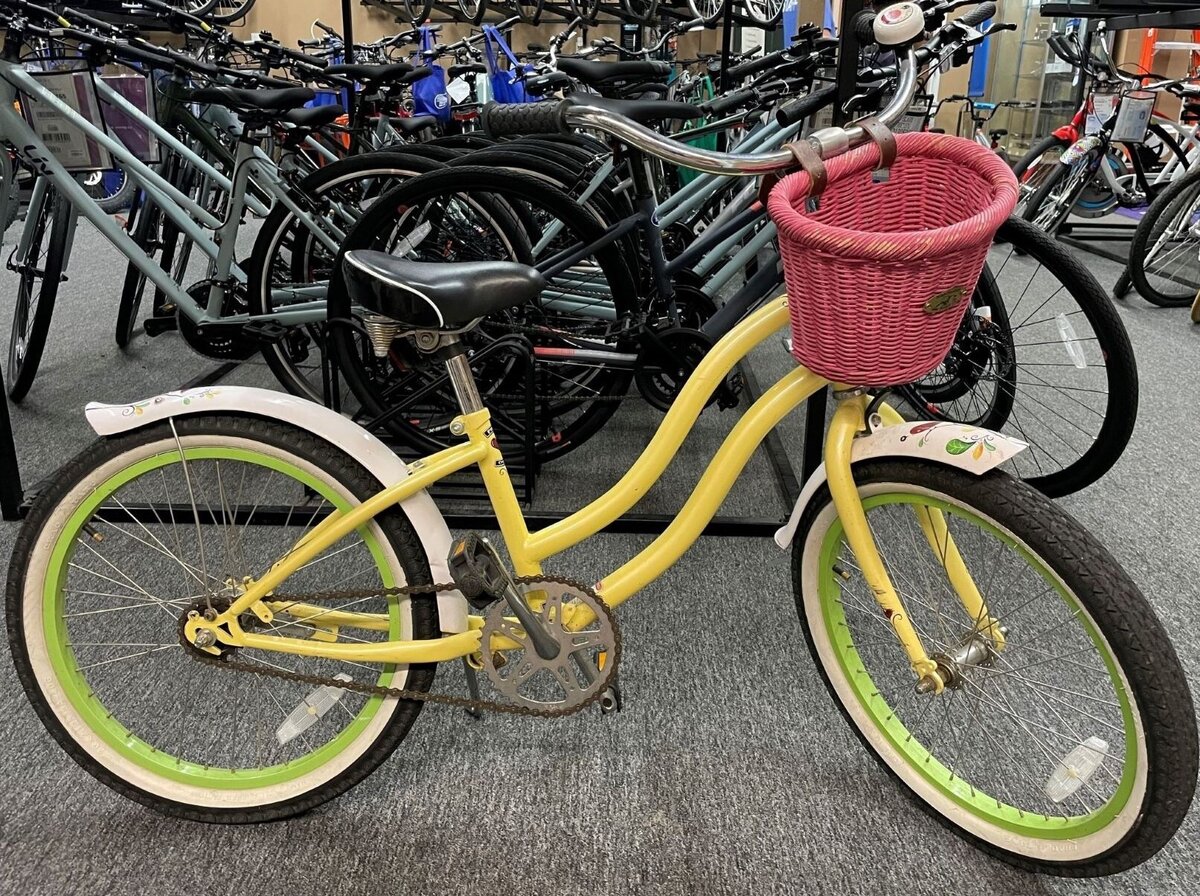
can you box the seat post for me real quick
[440,337,484,416]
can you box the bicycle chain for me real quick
[180,574,621,719]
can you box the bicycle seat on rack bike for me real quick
[325,62,429,86]
[342,251,546,330]
[556,58,671,88]
[187,85,343,126]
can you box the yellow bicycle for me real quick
[7,4,1197,877]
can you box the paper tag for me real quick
[446,76,471,103]
[1087,92,1117,136]
[1111,92,1155,145]
[23,71,112,171]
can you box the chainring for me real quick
[178,279,261,361]
[634,326,717,412]
[480,579,618,713]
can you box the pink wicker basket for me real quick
[767,131,1019,386]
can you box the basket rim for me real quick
[767,132,1019,264]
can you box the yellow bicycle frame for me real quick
[185,296,987,690]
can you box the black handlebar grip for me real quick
[315,19,336,34]
[776,83,839,127]
[852,9,877,45]
[959,2,997,28]
[481,101,570,137]
[726,49,782,82]
[702,85,755,117]
[1046,33,1078,67]
[62,6,121,32]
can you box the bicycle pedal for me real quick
[447,533,512,610]
[241,319,290,345]
[143,315,178,337]
[717,372,744,410]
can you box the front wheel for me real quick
[7,181,72,402]
[792,460,1197,875]
[1012,133,1069,216]
[7,415,439,822]
[1127,164,1200,308]
[1023,154,1094,235]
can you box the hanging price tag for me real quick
[1111,91,1155,145]
[1086,92,1118,136]
[21,70,112,172]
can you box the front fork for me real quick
[823,395,1004,694]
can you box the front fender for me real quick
[774,420,1028,549]
[84,385,469,634]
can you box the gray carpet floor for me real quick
[0,221,1198,895]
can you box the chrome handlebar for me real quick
[559,48,920,177]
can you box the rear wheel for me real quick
[328,166,640,463]
[7,181,72,402]
[900,217,1137,497]
[7,415,438,822]
[401,0,433,21]
[1127,164,1200,307]
[249,152,443,405]
[793,460,1197,875]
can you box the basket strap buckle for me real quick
[858,116,898,183]
[758,138,827,211]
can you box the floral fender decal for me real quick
[116,388,221,417]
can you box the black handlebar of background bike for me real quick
[701,84,759,117]
[959,1,997,28]
[775,83,839,126]
[481,100,569,137]
[726,47,791,82]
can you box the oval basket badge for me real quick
[924,285,966,314]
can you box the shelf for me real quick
[1040,4,1200,30]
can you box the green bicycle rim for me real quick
[42,445,401,790]
[817,492,1138,839]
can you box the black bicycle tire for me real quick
[1143,122,1190,184]
[621,0,660,23]
[327,165,641,461]
[514,0,543,24]
[248,151,447,402]
[116,155,177,350]
[792,459,1197,875]
[1127,164,1200,307]
[568,0,601,23]
[1022,151,1094,235]
[401,0,433,22]
[115,197,163,349]
[458,0,490,25]
[206,0,258,23]
[7,184,71,402]
[1012,133,1070,215]
[904,216,1138,497]
[1012,133,1070,179]
[450,148,639,270]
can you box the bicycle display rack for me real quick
[0,0,873,533]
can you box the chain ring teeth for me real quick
[178,575,620,719]
[480,580,617,713]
